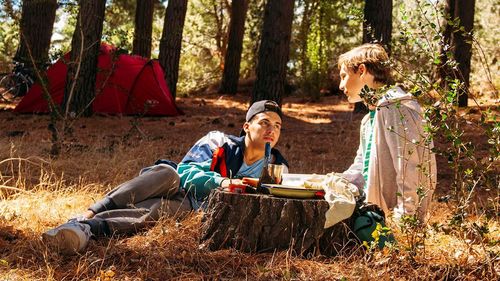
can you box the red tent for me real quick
[15,44,182,116]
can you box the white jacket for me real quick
[343,87,437,221]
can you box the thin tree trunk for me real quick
[218,0,248,95]
[437,0,455,89]
[363,0,392,53]
[251,0,295,105]
[437,0,475,107]
[63,0,106,117]
[158,0,188,99]
[14,0,57,69]
[132,0,154,58]
[452,0,475,107]
[299,0,313,79]
[212,0,228,70]
[355,0,393,113]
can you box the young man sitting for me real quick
[337,44,437,222]
[42,100,289,254]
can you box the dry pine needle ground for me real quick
[0,94,498,280]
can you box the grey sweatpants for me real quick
[86,164,192,235]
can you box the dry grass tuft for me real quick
[0,94,498,280]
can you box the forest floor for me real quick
[0,93,498,280]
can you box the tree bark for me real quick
[218,0,248,95]
[132,0,154,58]
[355,0,393,113]
[212,0,229,71]
[251,0,295,105]
[437,0,455,90]
[14,0,58,69]
[158,0,188,99]
[200,190,355,256]
[437,0,475,107]
[63,0,106,117]
[451,0,475,107]
[362,0,392,53]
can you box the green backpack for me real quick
[352,204,396,249]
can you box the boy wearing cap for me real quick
[43,100,288,254]
[337,44,437,222]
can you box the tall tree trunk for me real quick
[299,0,313,79]
[218,0,248,95]
[158,0,188,99]
[355,0,392,113]
[14,0,57,70]
[251,0,295,105]
[212,0,229,70]
[437,0,475,107]
[451,0,475,107]
[437,0,455,89]
[63,0,106,117]
[362,0,392,53]
[132,0,154,58]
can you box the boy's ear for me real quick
[242,122,250,133]
[358,63,366,76]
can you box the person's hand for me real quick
[242,177,259,187]
[220,178,244,188]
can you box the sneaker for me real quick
[42,222,92,254]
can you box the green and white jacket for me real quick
[343,86,437,221]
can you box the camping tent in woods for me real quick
[15,44,182,116]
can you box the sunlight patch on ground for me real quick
[0,190,100,232]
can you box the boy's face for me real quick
[243,111,282,149]
[339,63,364,103]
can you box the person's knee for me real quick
[148,164,179,180]
[139,163,178,177]
[157,164,180,180]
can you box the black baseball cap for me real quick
[245,100,282,122]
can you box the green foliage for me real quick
[0,0,20,72]
[470,0,500,96]
[1,0,498,98]
[290,0,363,100]
[102,0,135,51]
[177,0,230,95]
[49,1,78,60]
[239,0,265,78]
[391,0,499,258]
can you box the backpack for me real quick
[351,202,395,249]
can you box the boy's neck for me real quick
[364,81,387,107]
[366,80,384,90]
[243,141,265,165]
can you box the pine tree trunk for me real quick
[218,0,248,95]
[200,190,355,256]
[158,0,188,99]
[451,0,475,107]
[63,0,106,117]
[437,0,455,89]
[355,0,393,113]
[132,0,154,58]
[14,0,57,69]
[362,0,393,53]
[437,0,475,107]
[299,0,314,79]
[251,0,295,105]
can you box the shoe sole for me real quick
[42,229,82,255]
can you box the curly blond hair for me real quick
[338,44,392,84]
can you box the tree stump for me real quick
[200,189,357,256]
